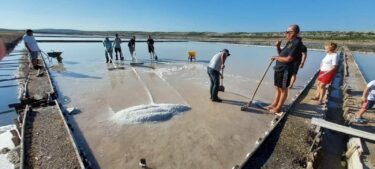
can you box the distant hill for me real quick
[34,28,83,34]
[1,28,374,40]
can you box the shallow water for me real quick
[37,40,327,110]
[0,39,326,128]
[37,39,331,168]
[0,44,24,126]
[353,52,375,82]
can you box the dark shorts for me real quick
[129,47,135,54]
[274,69,292,88]
[148,45,154,53]
[115,48,122,53]
[291,62,300,75]
[362,100,375,110]
[30,51,39,60]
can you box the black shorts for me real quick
[148,45,154,53]
[274,69,293,88]
[115,48,122,53]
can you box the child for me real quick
[311,42,338,105]
[352,80,375,123]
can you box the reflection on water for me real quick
[0,44,23,126]
[353,52,375,82]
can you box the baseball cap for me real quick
[222,49,230,56]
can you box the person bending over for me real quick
[207,49,230,102]
[23,29,41,69]
[352,80,375,123]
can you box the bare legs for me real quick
[312,81,327,104]
[149,52,155,60]
[289,74,296,88]
[266,87,288,113]
[355,108,367,118]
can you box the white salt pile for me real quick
[111,104,190,124]
[0,125,16,168]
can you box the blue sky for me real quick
[1,0,374,32]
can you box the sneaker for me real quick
[359,117,369,123]
[352,117,367,124]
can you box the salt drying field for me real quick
[37,39,325,168]
[0,44,25,126]
[353,52,375,82]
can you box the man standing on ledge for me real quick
[266,25,303,114]
[23,29,41,69]
[207,49,230,102]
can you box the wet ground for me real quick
[22,38,327,168]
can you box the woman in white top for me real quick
[312,42,338,105]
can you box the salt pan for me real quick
[111,104,190,124]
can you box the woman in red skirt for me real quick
[312,42,338,105]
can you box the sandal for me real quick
[269,109,283,116]
[264,105,274,110]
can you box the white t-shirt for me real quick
[320,53,338,71]
[23,35,40,52]
[208,52,223,71]
[367,80,375,101]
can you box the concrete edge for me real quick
[54,100,85,168]
[237,69,321,169]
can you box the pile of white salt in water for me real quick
[111,104,190,124]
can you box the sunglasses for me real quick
[285,31,294,34]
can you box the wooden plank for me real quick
[311,118,375,141]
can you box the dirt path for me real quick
[18,53,83,168]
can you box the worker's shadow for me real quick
[221,99,265,114]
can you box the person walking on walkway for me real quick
[311,42,338,105]
[113,33,123,60]
[352,80,375,123]
[128,35,136,61]
[0,39,5,61]
[147,35,155,60]
[207,49,230,102]
[289,43,307,88]
[265,25,303,114]
[103,37,113,63]
[23,29,41,69]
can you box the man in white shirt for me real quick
[353,80,375,123]
[207,49,230,102]
[23,29,41,69]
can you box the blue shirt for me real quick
[103,39,113,50]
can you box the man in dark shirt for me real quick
[266,25,303,114]
[289,43,307,88]
[147,35,155,60]
[128,35,136,61]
